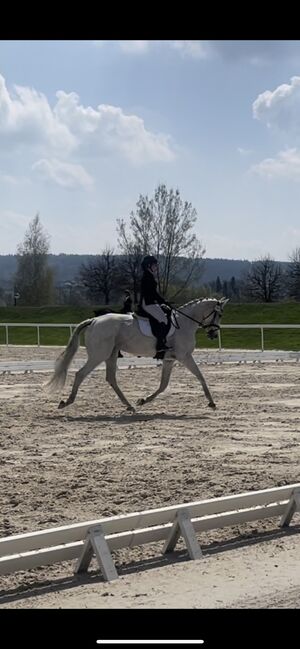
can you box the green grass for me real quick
[196,302,300,350]
[1,303,300,349]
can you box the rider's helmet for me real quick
[141,255,158,271]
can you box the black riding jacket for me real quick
[139,269,165,306]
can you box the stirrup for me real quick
[154,350,166,360]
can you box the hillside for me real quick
[0,254,265,289]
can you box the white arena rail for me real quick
[2,322,300,351]
[1,484,299,580]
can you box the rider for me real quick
[139,255,172,359]
[121,289,133,314]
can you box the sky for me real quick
[1,39,300,261]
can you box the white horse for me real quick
[45,297,228,412]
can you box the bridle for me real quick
[173,304,222,332]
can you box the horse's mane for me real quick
[180,297,218,309]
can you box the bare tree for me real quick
[14,214,54,305]
[287,247,300,300]
[117,184,205,299]
[79,246,118,305]
[116,220,143,303]
[245,255,283,302]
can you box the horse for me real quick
[45,297,229,412]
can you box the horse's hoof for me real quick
[126,404,136,413]
[136,398,145,407]
[208,401,216,409]
[58,400,66,409]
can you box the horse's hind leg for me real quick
[106,348,135,412]
[58,357,99,409]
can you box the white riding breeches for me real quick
[142,300,168,325]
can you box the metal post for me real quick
[218,329,222,351]
[261,327,264,352]
[5,325,8,347]
[37,326,40,347]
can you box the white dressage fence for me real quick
[1,484,299,581]
[2,322,300,351]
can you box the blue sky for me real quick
[1,40,300,260]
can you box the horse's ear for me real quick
[220,297,229,305]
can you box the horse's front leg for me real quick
[137,359,175,407]
[106,349,135,412]
[181,354,216,409]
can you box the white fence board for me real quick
[1,483,298,557]
[1,485,299,576]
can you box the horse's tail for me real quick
[44,319,93,394]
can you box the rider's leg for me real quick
[142,301,170,352]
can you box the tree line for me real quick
[8,183,300,307]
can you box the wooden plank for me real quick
[280,488,300,527]
[163,510,203,559]
[1,484,298,556]
[0,501,288,576]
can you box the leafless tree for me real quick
[244,255,283,302]
[287,247,300,300]
[117,183,205,299]
[79,246,118,305]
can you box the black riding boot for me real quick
[154,323,170,360]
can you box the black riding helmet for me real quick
[141,255,158,270]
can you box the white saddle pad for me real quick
[136,316,175,339]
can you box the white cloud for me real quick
[54,91,175,163]
[251,148,300,181]
[209,40,291,64]
[253,76,300,134]
[0,173,27,185]
[237,147,253,156]
[0,73,175,166]
[0,74,76,154]
[32,158,94,189]
[114,40,295,64]
[119,41,150,54]
[171,41,209,59]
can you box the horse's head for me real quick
[197,297,229,340]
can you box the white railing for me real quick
[0,322,76,347]
[1,322,300,350]
[0,483,299,577]
[220,324,300,352]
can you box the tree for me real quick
[215,276,222,294]
[14,214,54,306]
[222,280,229,298]
[79,246,118,304]
[117,183,205,299]
[116,220,143,303]
[287,247,300,300]
[245,255,283,302]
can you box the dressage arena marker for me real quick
[1,484,300,582]
[280,487,300,527]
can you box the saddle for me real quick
[133,305,175,340]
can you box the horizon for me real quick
[0,251,289,263]
[1,40,300,261]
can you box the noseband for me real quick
[201,307,221,331]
